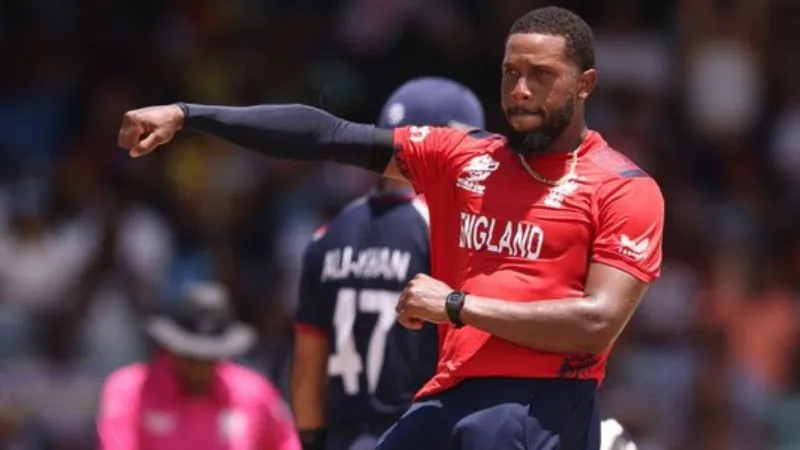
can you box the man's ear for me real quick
[578,68,597,100]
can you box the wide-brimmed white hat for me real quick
[146,282,256,360]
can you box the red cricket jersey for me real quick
[392,126,664,399]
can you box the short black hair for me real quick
[508,7,595,72]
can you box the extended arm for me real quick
[460,263,648,355]
[118,103,406,179]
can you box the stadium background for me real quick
[0,0,797,448]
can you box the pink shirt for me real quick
[97,356,301,450]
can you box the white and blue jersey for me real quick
[294,191,436,428]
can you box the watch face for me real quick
[446,292,465,327]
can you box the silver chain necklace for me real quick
[516,130,586,186]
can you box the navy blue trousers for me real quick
[327,420,396,450]
[376,378,600,450]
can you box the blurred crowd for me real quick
[0,0,798,448]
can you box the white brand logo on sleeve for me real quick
[618,234,649,261]
[456,154,499,195]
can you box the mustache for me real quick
[505,106,545,116]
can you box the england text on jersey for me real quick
[459,212,544,260]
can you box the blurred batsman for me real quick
[600,419,637,450]
[118,6,664,449]
[290,78,485,450]
[97,282,301,450]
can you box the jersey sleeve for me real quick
[97,367,141,450]
[293,240,330,338]
[591,175,664,283]
[392,126,467,194]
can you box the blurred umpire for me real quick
[290,77,485,450]
[98,281,301,450]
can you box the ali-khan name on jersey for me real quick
[321,247,412,282]
[459,212,544,260]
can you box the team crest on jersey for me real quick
[456,154,499,195]
[543,177,581,208]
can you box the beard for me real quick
[505,96,575,156]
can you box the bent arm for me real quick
[179,103,405,178]
[464,174,664,354]
[291,332,328,429]
[291,331,329,450]
[459,263,649,355]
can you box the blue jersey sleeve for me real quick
[294,239,331,337]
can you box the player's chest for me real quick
[450,155,595,261]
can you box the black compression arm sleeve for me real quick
[177,103,395,173]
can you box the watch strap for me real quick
[445,291,466,328]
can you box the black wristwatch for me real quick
[445,291,467,328]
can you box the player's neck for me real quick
[178,378,213,396]
[539,119,588,156]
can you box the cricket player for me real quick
[118,6,664,449]
[291,77,485,450]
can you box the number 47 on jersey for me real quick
[328,288,400,395]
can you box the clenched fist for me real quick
[395,274,454,329]
[117,104,185,158]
